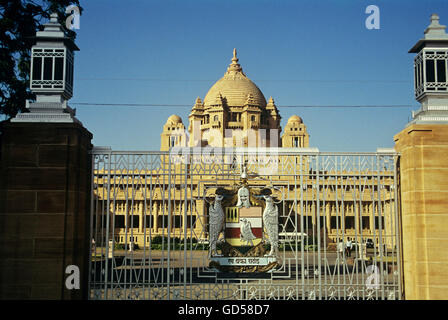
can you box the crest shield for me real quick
[224,207,263,247]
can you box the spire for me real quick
[214,92,224,105]
[226,48,245,75]
[189,97,204,117]
[194,96,203,108]
[266,96,279,116]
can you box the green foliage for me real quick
[114,243,125,250]
[151,235,168,244]
[149,236,207,250]
[0,1,82,119]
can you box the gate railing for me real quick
[88,147,402,300]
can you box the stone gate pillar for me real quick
[395,124,448,299]
[394,13,448,300]
[0,14,93,299]
[0,123,92,299]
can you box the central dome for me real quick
[203,49,267,108]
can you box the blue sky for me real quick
[69,0,448,151]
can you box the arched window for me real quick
[214,115,219,122]
[251,115,256,122]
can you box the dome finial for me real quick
[227,48,244,74]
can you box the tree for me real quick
[0,0,82,120]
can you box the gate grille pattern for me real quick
[89,149,402,300]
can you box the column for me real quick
[395,124,448,299]
[0,122,93,299]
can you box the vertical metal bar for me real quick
[359,173,367,299]
[334,157,341,299]
[321,162,328,299]
[316,155,322,299]
[142,155,149,299]
[183,157,188,298]
[103,151,112,299]
[167,153,172,300]
[88,152,96,299]
[294,156,299,287]
[393,154,403,299]
[354,157,360,299]
[300,155,305,299]
[376,155,385,300]
[109,172,116,299]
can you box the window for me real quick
[43,57,53,80]
[426,59,435,82]
[214,115,219,122]
[437,60,446,83]
[54,57,64,80]
[128,215,139,228]
[173,216,182,228]
[170,136,176,147]
[414,65,418,90]
[345,217,355,229]
[115,215,125,228]
[374,216,385,229]
[145,215,153,228]
[157,215,170,228]
[419,60,423,86]
[32,57,42,80]
[361,216,370,229]
[251,115,256,122]
[293,137,299,147]
[330,216,341,229]
[186,215,197,228]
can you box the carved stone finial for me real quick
[430,13,440,24]
[226,48,243,74]
[50,12,58,23]
[245,93,256,105]
[424,13,448,39]
[194,96,203,106]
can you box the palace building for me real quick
[92,49,396,251]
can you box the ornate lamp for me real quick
[12,13,81,124]
[408,14,448,124]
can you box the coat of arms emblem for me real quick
[207,164,280,273]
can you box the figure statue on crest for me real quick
[261,188,279,257]
[208,188,226,257]
[236,186,251,208]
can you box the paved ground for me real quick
[90,248,400,300]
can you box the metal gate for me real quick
[88,147,402,300]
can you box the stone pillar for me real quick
[394,124,448,299]
[0,122,93,299]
